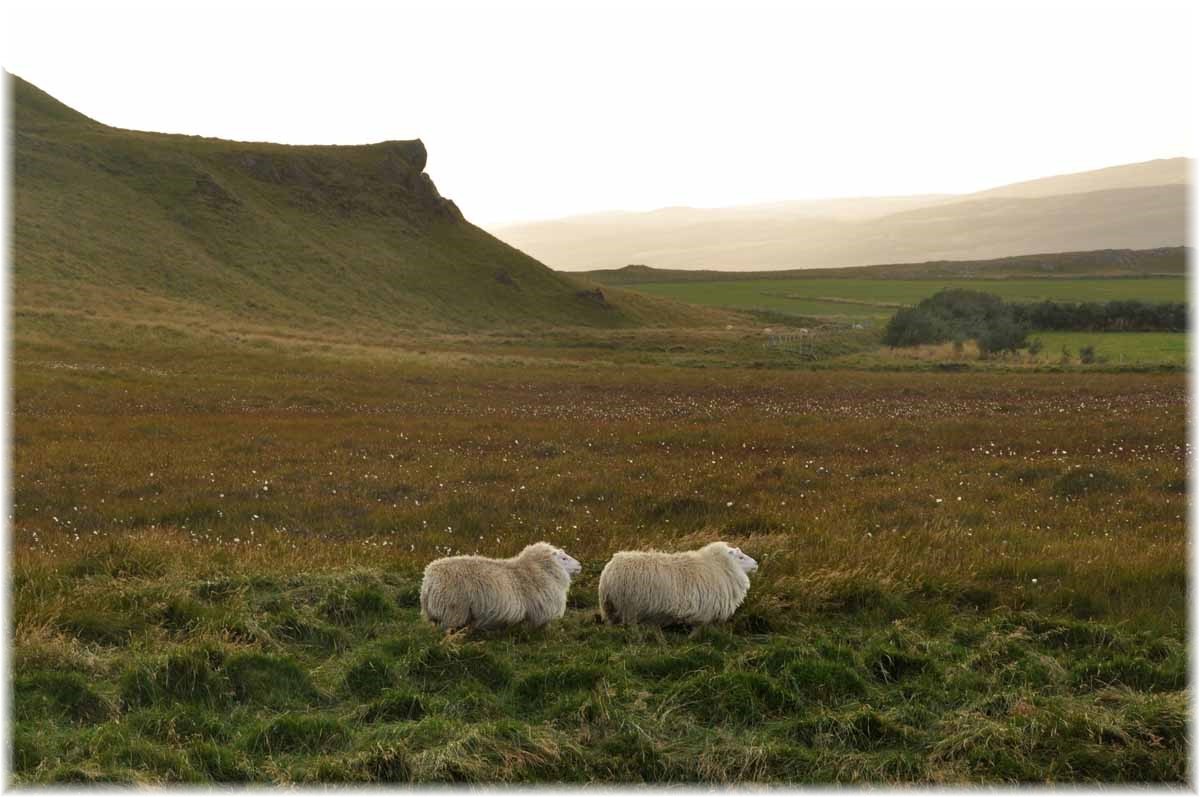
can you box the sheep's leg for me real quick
[451,608,477,635]
[430,605,473,634]
[601,598,621,625]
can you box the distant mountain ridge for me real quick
[11,73,716,336]
[492,158,1191,271]
[582,247,1191,284]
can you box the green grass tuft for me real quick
[674,671,797,724]
[407,644,512,692]
[67,540,167,579]
[225,652,320,707]
[342,654,398,699]
[120,649,230,708]
[189,742,251,782]
[56,604,143,645]
[362,690,427,723]
[14,670,112,724]
[244,714,350,755]
[354,744,414,782]
[321,585,394,624]
[629,648,724,678]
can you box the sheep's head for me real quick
[523,542,582,580]
[724,544,759,574]
[552,548,582,579]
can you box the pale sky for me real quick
[2,0,1194,227]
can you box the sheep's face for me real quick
[727,546,759,574]
[554,549,582,579]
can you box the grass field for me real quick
[626,278,1189,320]
[10,327,1188,784]
[1029,332,1189,367]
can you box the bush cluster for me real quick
[884,291,1187,353]
[1015,300,1187,332]
[883,290,1029,354]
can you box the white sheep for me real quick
[598,541,758,626]
[420,542,582,632]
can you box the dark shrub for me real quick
[883,306,952,347]
[977,316,1029,356]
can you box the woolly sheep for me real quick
[420,542,582,632]
[598,541,758,626]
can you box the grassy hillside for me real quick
[11,74,722,336]
[584,247,1190,284]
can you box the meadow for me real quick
[10,325,1188,784]
[1030,332,1190,367]
[626,277,1189,320]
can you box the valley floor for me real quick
[10,324,1188,784]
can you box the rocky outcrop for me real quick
[575,287,611,309]
[227,138,462,221]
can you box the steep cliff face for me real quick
[11,73,709,333]
[223,139,463,221]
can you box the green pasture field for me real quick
[1028,332,1188,366]
[629,278,1189,319]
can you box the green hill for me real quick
[11,74,716,339]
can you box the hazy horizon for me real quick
[4,0,1194,227]
[487,157,1191,228]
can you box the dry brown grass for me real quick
[12,330,1186,634]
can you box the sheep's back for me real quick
[421,556,524,629]
[600,551,717,624]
